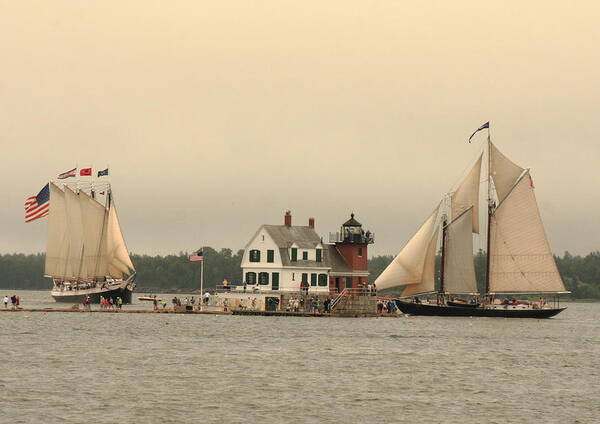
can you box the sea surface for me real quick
[1,290,599,424]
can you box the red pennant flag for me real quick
[80,168,92,176]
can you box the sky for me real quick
[1,1,599,257]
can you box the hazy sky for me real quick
[2,1,599,257]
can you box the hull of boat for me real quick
[396,300,566,318]
[51,284,134,304]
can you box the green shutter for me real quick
[272,272,279,290]
[302,251,308,260]
[267,250,274,263]
[310,273,317,286]
[301,273,308,283]
[250,250,261,262]
[291,248,298,262]
[316,249,322,262]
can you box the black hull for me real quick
[52,286,133,304]
[396,300,566,318]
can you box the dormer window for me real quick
[316,248,322,262]
[249,249,261,262]
[302,251,308,260]
[291,248,298,262]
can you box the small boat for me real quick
[375,126,568,318]
[138,296,161,302]
[446,300,479,308]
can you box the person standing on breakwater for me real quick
[3,295,8,308]
[11,295,17,310]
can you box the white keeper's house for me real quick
[240,211,374,294]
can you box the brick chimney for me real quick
[284,211,292,227]
[308,217,315,228]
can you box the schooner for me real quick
[375,128,568,318]
[46,183,136,303]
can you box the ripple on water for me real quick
[1,292,599,423]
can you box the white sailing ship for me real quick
[375,131,568,318]
[46,183,136,303]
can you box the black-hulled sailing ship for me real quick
[375,128,568,318]
[46,183,136,303]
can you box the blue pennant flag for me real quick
[468,121,489,143]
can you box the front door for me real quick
[272,272,279,291]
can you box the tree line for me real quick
[1,249,599,298]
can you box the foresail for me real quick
[490,142,524,203]
[400,227,439,296]
[443,208,478,293]
[489,173,565,293]
[451,154,482,233]
[375,206,439,291]
[105,201,135,278]
[45,183,68,277]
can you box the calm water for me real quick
[1,290,599,424]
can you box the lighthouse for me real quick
[328,214,374,293]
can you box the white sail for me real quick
[375,206,439,291]
[489,172,565,293]
[401,228,439,296]
[490,142,524,203]
[44,183,68,277]
[79,191,109,279]
[63,187,85,279]
[443,208,478,293]
[105,199,135,278]
[451,154,482,233]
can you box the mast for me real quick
[485,127,492,296]
[439,217,447,294]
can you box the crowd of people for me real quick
[377,299,399,314]
[284,296,332,313]
[3,295,21,309]
[98,295,123,309]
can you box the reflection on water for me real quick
[1,290,599,424]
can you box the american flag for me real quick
[57,168,77,179]
[189,251,204,262]
[25,184,50,223]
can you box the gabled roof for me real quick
[263,225,321,249]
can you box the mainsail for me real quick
[451,154,482,233]
[488,172,565,293]
[79,191,109,279]
[64,187,85,279]
[375,206,439,293]
[443,208,478,293]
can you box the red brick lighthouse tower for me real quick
[329,214,374,293]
